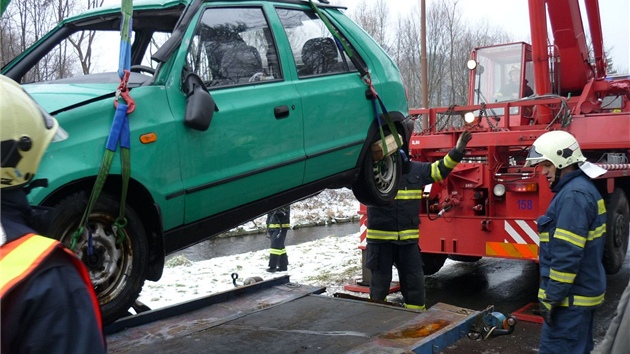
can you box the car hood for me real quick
[23,83,117,113]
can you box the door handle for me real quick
[274,105,290,119]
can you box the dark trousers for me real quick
[268,228,288,269]
[539,306,596,354]
[366,242,425,308]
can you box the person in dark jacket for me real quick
[366,127,472,310]
[0,74,106,354]
[495,65,534,101]
[594,277,630,354]
[525,130,608,354]
[266,205,291,272]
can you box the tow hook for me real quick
[231,272,264,287]
[481,219,492,231]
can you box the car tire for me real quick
[603,188,629,275]
[352,133,402,207]
[49,192,149,324]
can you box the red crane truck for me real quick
[355,0,629,280]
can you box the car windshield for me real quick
[2,5,183,84]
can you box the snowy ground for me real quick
[137,188,382,310]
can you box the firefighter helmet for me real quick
[524,130,586,169]
[1,75,59,189]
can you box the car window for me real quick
[21,30,168,84]
[186,7,280,88]
[276,8,356,78]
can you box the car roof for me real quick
[75,0,341,20]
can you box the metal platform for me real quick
[106,276,484,353]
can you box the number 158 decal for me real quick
[517,199,534,210]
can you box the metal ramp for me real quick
[106,276,489,353]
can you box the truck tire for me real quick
[448,255,482,262]
[603,188,629,275]
[352,133,402,207]
[421,253,447,275]
[49,192,149,324]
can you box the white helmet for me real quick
[1,75,59,189]
[525,131,586,169]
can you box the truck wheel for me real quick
[352,135,402,207]
[448,255,482,262]
[603,188,629,275]
[421,253,447,275]
[49,192,149,324]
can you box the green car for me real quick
[2,0,410,324]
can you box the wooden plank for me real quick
[372,134,402,160]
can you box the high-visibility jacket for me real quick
[267,205,291,230]
[0,234,104,344]
[367,148,465,244]
[537,170,607,308]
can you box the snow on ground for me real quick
[138,188,382,310]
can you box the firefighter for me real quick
[525,130,608,354]
[266,205,290,272]
[366,124,472,310]
[0,75,107,353]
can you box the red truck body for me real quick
[357,0,630,276]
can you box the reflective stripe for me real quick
[399,229,420,240]
[366,229,419,241]
[395,189,422,200]
[574,293,605,307]
[268,223,291,229]
[588,224,606,241]
[443,154,457,169]
[270,248,287,255]
[549,268,576,284]
[405,303,426,310]
[539,232,549,243]
[597,199,606,215]
[430,161,443,181]
[538,288,604,307]
[554,228,586,248]
[0,234,57,298]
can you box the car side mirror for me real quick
[183,73,218,131]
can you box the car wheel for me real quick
[352,135,402,207]
[603,188,629,275]
[49,192,149,324]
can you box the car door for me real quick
[175,5,305,224]
[275,7,373,184]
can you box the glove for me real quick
[539,300,558,326]
[456,130,472,153]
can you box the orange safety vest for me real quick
[0,234,103,335]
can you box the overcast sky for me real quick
[339,0,630,74]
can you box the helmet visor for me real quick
[37,106,67,142]
[524,145,545,167]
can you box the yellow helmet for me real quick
[1,75,59,189]
[524,130,586,169]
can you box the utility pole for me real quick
[420,0,428,130]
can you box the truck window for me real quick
[275,8,356,78]
[186,7,281,88]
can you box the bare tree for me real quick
[0,0,104,82]
[348,0,390,52]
